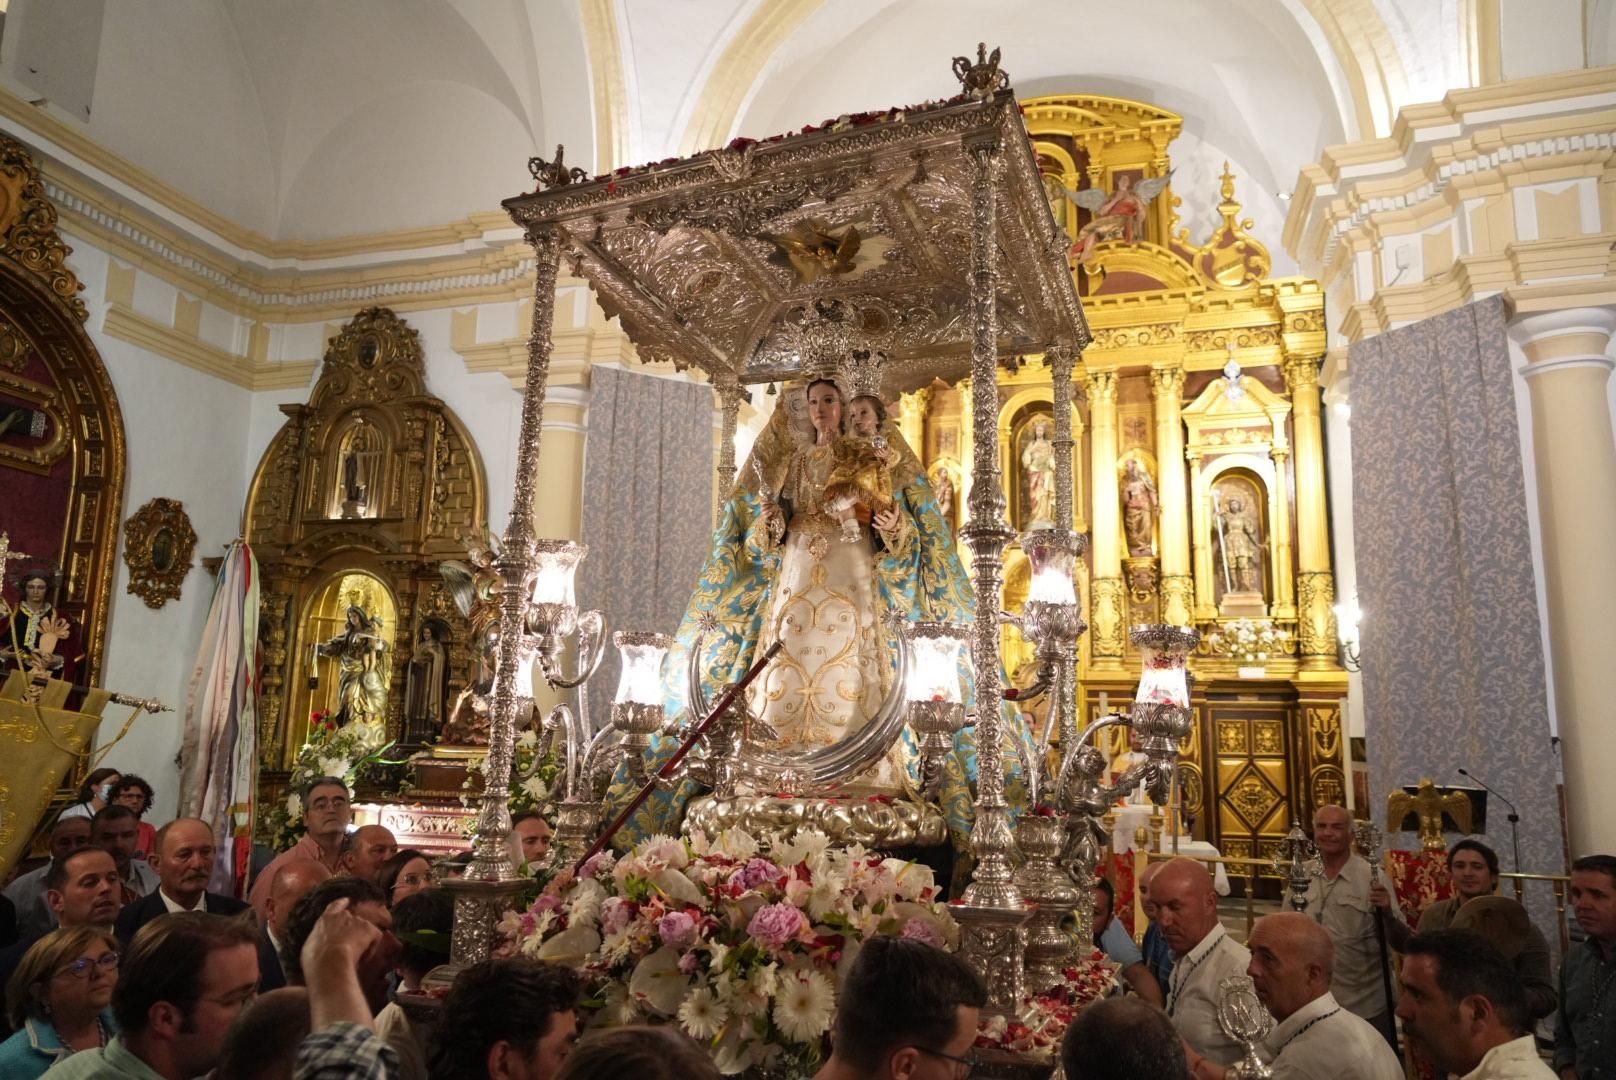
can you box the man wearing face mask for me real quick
[115,818,248,942]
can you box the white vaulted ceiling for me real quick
[0,0,1494,247]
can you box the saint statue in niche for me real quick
[317,605,390,744]
[335,419,382,519]
[1120,457,1159,557]
[0,568,73,683]
[1021,420,1056,530]
[1215,493,1264,596]
[403,620,449,743]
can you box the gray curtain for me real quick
[1350,298,1561,902]
[577,365,712,732]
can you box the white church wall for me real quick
[61,232,258,823]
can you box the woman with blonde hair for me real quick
[0,926,119,1077]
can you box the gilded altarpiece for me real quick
[0,135,126,849]
[244,308,489,785]
[901,96,1347,864]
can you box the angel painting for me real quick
[1059,172,1173,265]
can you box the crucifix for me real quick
[0,531,28,576]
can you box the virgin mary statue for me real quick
[608,370,1030,880]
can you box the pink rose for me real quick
[739,857,784,890]
[678,951,701,975]
[658,911,698,950]
[901,917,944,948]
[601,896,635,936]
[746,901,807,949]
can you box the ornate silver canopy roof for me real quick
[502,86,1090,394]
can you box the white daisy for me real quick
[677,986,728,1040]
[772,969,835,1044]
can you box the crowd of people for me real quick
[2,777,1614,1080]
[1087,805,1616,1080]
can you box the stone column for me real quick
[1086,370,1125,662]
[1284,353,1339,670]
[1512,305,1616,855]
[1268,438,1296,619]
[1151,365,1192,625]
[899,387,930,458]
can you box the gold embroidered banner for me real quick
[0,672,107,879]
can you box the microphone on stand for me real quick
[1457,767,1522,873]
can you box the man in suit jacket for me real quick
[257,860,330,991]
[115,818,248,942]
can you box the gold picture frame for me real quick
[122,497,196,609]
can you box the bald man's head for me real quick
[1150,858,1220,956]
[1246,912,1335,1021]
[340,824,397,883]
[1312,804,1352,859]
[267,860,331,938]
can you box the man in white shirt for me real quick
[1153,857,1251,1067]
[261,860,332,992]
[1396,928,1555,1079]
[1301,804,1403,1043]
[1186,911,1402,1079]
[115,818,248,941]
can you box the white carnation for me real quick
[677,986,728,1040]
[284,793,302,819]
[772,969,835,1043]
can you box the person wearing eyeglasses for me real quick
[250,778,353,919]
[0,927,120,1078]
[812,936,987,1080]
[0,847,124,1005]
[378,849,433,907]
[36,912,260,1080]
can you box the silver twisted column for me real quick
[954,126,1031,1014]
[444,225,563,966]
[713,375,745,517]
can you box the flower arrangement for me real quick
[1206,618,1291,665]
[500,826,958,1076]
[259,714,402,850]
[974,951,1119,1057]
